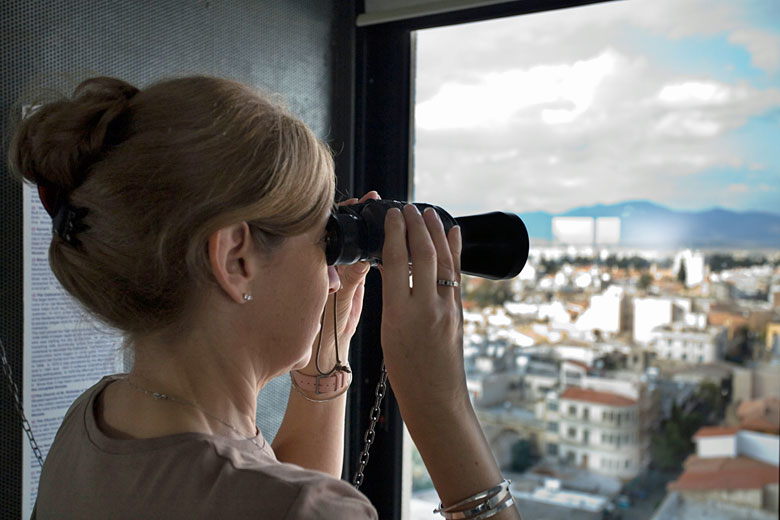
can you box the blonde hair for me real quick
[8,75,335,344]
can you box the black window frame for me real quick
[348,1,618,517]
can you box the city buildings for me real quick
[663,423,779,515]
[448,245,779,519]
[538,375,654,481]
[649,324,727,364]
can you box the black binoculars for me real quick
[325,199,529,280]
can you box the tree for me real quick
[510,439,536,473]
[677,260,687,286]
[638,273,653,291]
[651,402,703,471]
[694,381,725,421]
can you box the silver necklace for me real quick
[123,377,264,450]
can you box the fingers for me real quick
[338,190,380,207]
[337,261,370,300]
[447,225,462,281]
[383,205,460,301]
[447,225,463,308]
[381,208,410,305]
[404,205,437,294]
[422,208,456,294]
[358,191,380,203]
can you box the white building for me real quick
[650,325,727,364]
[540,386,649,480]
[667,425,779,514]
[633,297,674,344]
[595,217,620,245]
[552,217,594,245]
[575,285,623,336]
[674,249,705,287]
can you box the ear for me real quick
[208,222,256,304]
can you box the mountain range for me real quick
[517,200,780,248]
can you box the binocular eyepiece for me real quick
[325,199,529,280]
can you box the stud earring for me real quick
[242,293,253,302]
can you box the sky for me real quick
[412,0,780,216]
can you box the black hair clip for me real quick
[52,203,90,247]
[37,183,90,247]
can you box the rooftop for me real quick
[652,491,778,520]
[692,426,740,438]
[559,387,636,407]
[668,456,778,491]
[737,396,780,435]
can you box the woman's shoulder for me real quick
[196,437,377,519]
[42,383,377,519]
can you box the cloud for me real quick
[412,0,780,214]
[728,183,750,192]
[728,29,780,73]
[658,81,732,104]
[415,50,617,130]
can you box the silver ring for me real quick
[437,279,459,287]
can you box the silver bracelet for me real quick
[434,480,512,518]
[440,487,512,519]
[464,496,515,520]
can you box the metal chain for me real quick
[352,360,388,489]
[0,337,45,467]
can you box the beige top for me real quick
[34,375,377,519]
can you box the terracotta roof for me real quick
[737,397,780,434]
[693,426,740,439]
[559,386,636,407]
[669,456,778,491]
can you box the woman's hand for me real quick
[378,205,521,519]
[379,204,467,420]
[298,191,380,376]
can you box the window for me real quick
[408,0,780,515]
[547,421,559,433]
[547,443,559,456]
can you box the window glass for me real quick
[410,0,780,517]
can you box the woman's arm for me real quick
[271,274,364,476]
[272,192,378,476]
[271,372,349,476]
[380,205,522,519]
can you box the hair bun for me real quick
[10,77,140,192]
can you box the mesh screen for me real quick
[1,1,344,517]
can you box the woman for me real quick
[10,76,521,519]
